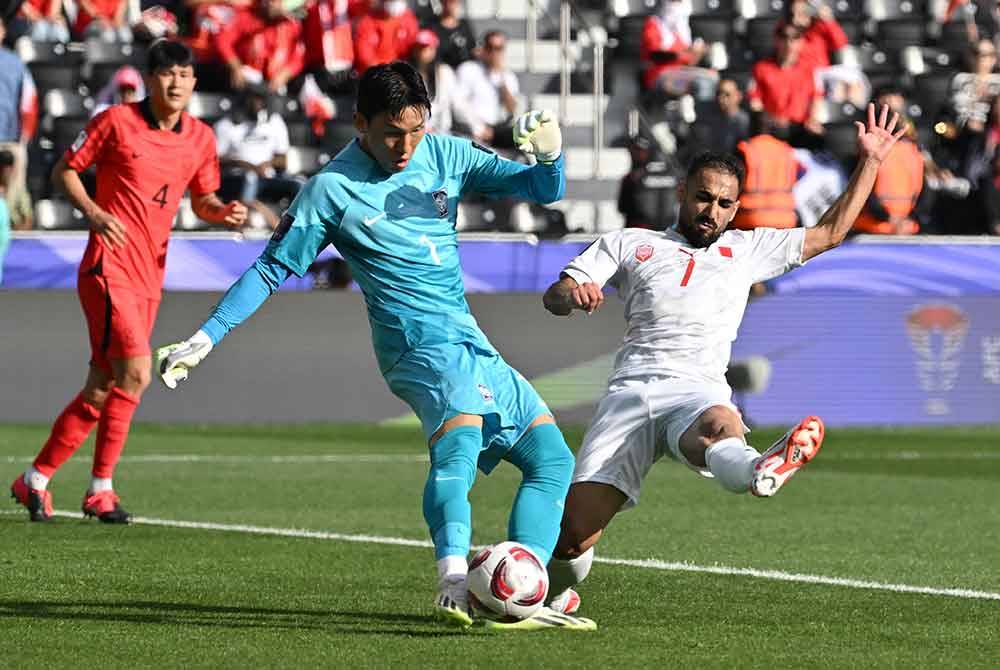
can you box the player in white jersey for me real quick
[538,104,906,616]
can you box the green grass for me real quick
[2,423,999,669]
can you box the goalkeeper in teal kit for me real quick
[156,62,595,631]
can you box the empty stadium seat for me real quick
[186,92,231,124]
[876,18,927,53]
[865,0,923,21]
[690,15,733,45]
[321,121,357,155]
[43,89,91,119]
[15,38,80,64]
[824,121,860,162]
[937,20,975,57]
[614,0,660,17]
[900,46,957,76]
[28,62,78,96]
[286,120,312,146]
[35,198,85,230]
[816,100,861,125]
[284,146,329,177]
[829,0,863,18]
[740,0,786,19]
[691,0,736,14]
[912,70,955,118]
[745,17,779,59]
[49,117,88,153]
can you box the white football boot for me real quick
[548,588,581,615]
[751,415,825,497]
[434,576,473,628]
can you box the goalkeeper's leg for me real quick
[424,418,482,627]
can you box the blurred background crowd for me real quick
[1,0,1000,237]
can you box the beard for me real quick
[676,214,724,248]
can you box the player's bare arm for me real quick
[802,103,906,261]
[191,192,248,228]
[543,274,604,316]
[52,156,127,249]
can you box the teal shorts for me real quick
[384,341,550,474]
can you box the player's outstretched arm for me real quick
[802,103,906,261]
[543,275,604,316]
[156,254,291,389]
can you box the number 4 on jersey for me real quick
[152,184,168,209]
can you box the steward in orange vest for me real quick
[853,136,924,234]
[733,117,800,229]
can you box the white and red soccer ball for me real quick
[466,541,549,622]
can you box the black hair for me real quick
[0,149,13,167]
[686,151,746,193]
[147,39,194,74]
[481,30,507,48]
[873,83,906,102]
[356,61,432,121]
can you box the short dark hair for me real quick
[0,149,13,167]
[873,83,906,102]
[481,30,507,48]
[686,151,745,193]
[147,39,194,73]
[356,61,432,121]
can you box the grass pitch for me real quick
[1,423,998,669]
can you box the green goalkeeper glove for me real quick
[512,109,562,163]
[155,330,213,390]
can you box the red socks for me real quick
[92,387,140,480]
[33,393,102,478]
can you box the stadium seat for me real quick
[837,19,863,44]
[43,89,91,119]
[49,117,87,153]
[876,18,927,53]
[864,0,923,20]
[506,39,563,73]
[186,92,231,125]
[321,121,356,155]
[816,99,861,125]
[836,44,895,77]
[28,62,78,96]
[691,0,736,14]
[286,120,313,146]
[745,17,779,59]
[284,146,329,177]
[937,20,975,57]
[824,121,860,162]
[15,37,80,64]
[614,0,659,17]
[531,94,608,127]
[912,70,955,119]
[740,0,786,19]
[35,198,85,230]
[900,46,957,76]
[829,0,863,18]
[615,15,647,61]
[84,40,143,92]
[690,15,733,45]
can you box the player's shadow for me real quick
[0,599,461,637]
[383,184,458,222]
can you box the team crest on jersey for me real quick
[477,384,494,402]
[635,244,655,262]
[432,189,448,217]
[71,131,88,153]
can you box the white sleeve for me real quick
[562,232,625,288]
[745,227,807,283]
[272,115,290,155]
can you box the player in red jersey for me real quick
[9,40,247,523]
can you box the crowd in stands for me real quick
[1,0,1000,237]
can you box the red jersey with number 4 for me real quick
[65,99,220,298]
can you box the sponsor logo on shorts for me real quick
[635,244,654,262]
[477,384,494,402]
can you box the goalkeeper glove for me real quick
[155,330,213,390]
[512,109,562,163]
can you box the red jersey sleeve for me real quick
[189,129,221,195]
[65,108,115,172]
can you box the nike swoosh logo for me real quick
[363,212,386,227]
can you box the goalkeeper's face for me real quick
[676,168,741,248]
[355,106,428,173]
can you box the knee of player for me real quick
[697,407,743,446]
[81,387,110,409]
[116,365,152,393]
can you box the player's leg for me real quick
[11,365,110,522]
[425,414,484,627]
[86,293,159,524]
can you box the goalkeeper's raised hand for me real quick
[155,330,213,390]
[512,109,562,163]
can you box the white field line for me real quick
[3,451,999,466]
[2,509,997,602]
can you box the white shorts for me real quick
[571,376,745,510]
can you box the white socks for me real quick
[89,477,114,494]
[25,467,50,491]
[547,546,594,598]
[705,437,761,493]
[437,555,468,583]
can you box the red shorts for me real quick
[78,272,160,372]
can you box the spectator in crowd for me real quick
[73,0,132,42]
[214,82,302,229]
[783,0,867,108]
[947,38,1000,133]
[10,0,69,43]
[686,78,750,158]
[429,0,476,70]
[0,144,31,229]
[0,150,11,283]
[0,17,37,231]
[92,65,144,116]
[732,113,801,230]
[853,86,924,235]
[301,0,356,97]
[353,0,418,75]
[408,29,466,135]
[747,22,824,147]
[216,0,306,92]
[639,0,716,100]
[455,30,519,149]
[617,135,677,230]
[185,0,254,65]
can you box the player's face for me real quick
[147,65,196,114]
[676,168,740,248]
[355,105,428,173]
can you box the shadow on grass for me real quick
[0,599,461,637]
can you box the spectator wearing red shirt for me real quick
[353,0,418,75]
[639,0,715,97]
[301,0,356,95]
[217,0,306,92]
[8,41,246,525]
[73,0,132,42]
[748,23,824,146]
[784,0,847,69]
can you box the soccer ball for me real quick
[466,541,548,622]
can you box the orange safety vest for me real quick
[733,134,798,230]
[853,139,924,235]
